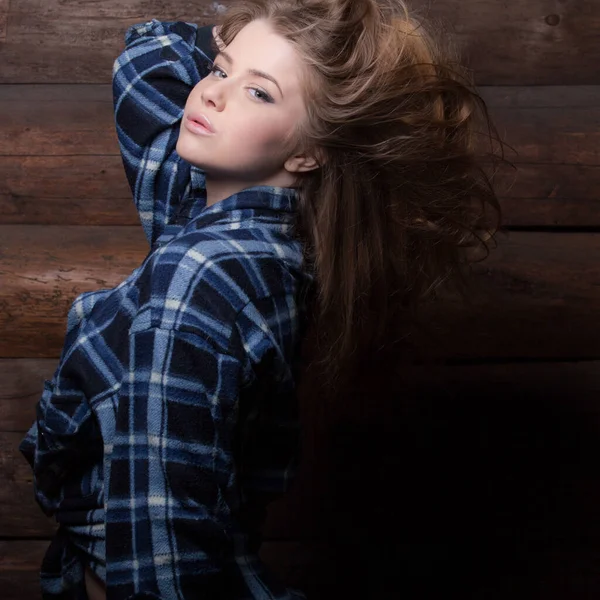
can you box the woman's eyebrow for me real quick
[217,50,284,99]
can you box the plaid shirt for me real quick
[20,19,313,600]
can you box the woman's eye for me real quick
[210,65,226,78]
[249,88,273,103]
[209,65,273,103]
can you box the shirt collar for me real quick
[189,165,300,222]
[202,185,299,216]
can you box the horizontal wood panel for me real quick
[0,225,148,357]
[5,360,600,600]
[4,540,600,600]
[0,540,334,600]
[5,360,600,539]
[0,433,57,537]
[0,85,117,157]
[0,0,7,43]
[5,358,600,433]
[0,540,46,600]
[1,1,598,85]
[4,84,600,162]
[272,360,600,546]
[3,84,600,159]
[480,85,600,108]
[2,85,600,227]
[420,229,600,358]
[0,420,326,538]
[497,164,600,227]
[2,158,599,227]
[0,359,56,432]
[0,156,138,225]
[1,226,600,358]
[0,430,325,540]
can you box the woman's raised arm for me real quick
[112,20,218,247]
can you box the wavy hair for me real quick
[214,0,511,390]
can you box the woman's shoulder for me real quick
[148,225,307,316]
[132,227,308,363]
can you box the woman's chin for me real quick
[176,138,209,169]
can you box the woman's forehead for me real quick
[224,20,305,96]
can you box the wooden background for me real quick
[2,0,600,598]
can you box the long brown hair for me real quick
[215,0,511,391]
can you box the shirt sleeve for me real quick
[105,308,301,599]
[112,19,217,246]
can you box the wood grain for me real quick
[1,1,598,85]
[1,226,599,358]
[2,85,600,227]
[0,540,46,600]
[0,0,8,43]
[0,540,335,600]
[2,1,599,598]
[0,156,138,225]
[3,538,600,600]
[0,359,56,432]
[5,360,600,539]
[0,85,119,156]
[0,225,147,357]
[0,433,56,537]
[2,158,599,227]
[5,360,600,599]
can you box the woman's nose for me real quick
[202,82,226,111]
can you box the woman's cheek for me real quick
[235,123,269,153]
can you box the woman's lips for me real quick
[184,117,215,135]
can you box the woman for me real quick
[20,0,504,598]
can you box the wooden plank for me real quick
[4,0,228,19]
[6,358,600,430]
[0,540,46,600]
[0,0,8,43]
[0,225,147,357]
[5,361,600,540]
[0,2,220,84]
[416,230,600,359]
[5,359,600,432]
[2,158,599,227]
[0,433,56,537]
[489,107,600,166]
[0,156,138,226]
[0,540,335,600]
[266,359,600,538]
[498,165,600,228]
[0,359,56,432]
[1,1,598,85]
[2,85,600,227]
[2,157,599,228]
[5,360,600,599]
[0,85,119,157]
[4,84,600,159]
[1,226,600,358]
[480,85,600,109]
[3,539,600,600]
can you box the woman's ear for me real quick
[284,149,326,173]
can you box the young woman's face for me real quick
[176,19,309,185]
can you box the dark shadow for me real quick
[309,374,600,598]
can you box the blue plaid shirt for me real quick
[20,19,313,600]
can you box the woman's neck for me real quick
[204,172,297,208]
[205,180,247,208]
